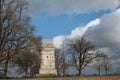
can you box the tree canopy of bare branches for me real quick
[55,41,69,76]
[94,53,112,76]
[93,57,104,76]
[0,0,42,78]
[68,37,101,76]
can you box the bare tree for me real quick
[93,57,104,76]
[12,36,42,77]
[102,54,112,75]
[0,0,40,78]
[55,41,69,76]
[68,37,100,76]
[55,49,61,76]
[0,0,29,62]
[93,53,112,76]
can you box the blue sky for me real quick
[31,10,110,39]
[28,0,120,39]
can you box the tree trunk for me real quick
[98,66,101,76]
[79,68,82,76]
[25,71,28,77]
[105,68,108,75]
[57,72,60,76]
[99,70,101,76]
[25,67,29,77]
[0,0,2,46]
[62,67,65,77]
[58,71,60,76]
[3,58,9,78]
[57,68,60,76]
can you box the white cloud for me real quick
[53,8,120,54]
[85,8,120,49]
[53,18,100,48]
[27,0,120,15]
[87,8,120,71]
[53,8,120,74]
[85,12,120,72]
[70,18,100,39]
[53,35,65,49]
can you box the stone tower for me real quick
[39,40,57,75]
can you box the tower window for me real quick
[47,56,48,58]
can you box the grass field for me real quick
[5,76,120,80]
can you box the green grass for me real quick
[1,75,120,80]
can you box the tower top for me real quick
[42,39,53,44]
[41,39,54,48]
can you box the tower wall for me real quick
[39,40,57,75]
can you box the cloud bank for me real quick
[85,9,120,56]
[53,8,120,53]
[28,0,120,15]
[53,8,120,73]
[53,18,100,49]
